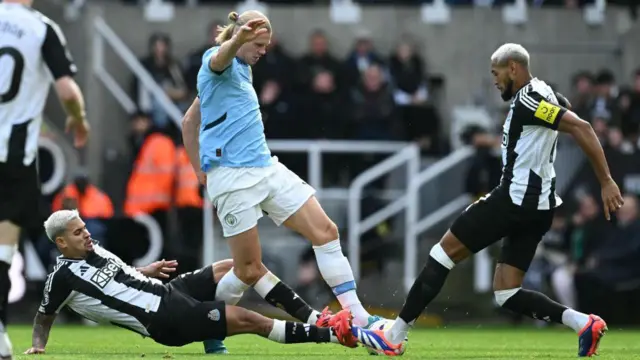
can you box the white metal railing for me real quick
[92,16,183,124]
[203,141,414,266]
[404,146,475,291]
[347,144,420,281]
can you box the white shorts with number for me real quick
[206,157,316,237]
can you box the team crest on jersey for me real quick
[208,309,220,321]
[90,259,122,289]
[224,214,238,227]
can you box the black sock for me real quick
[501,288,567,323]
[0,262,10,324]
[264,282,316,323]
[398,256,450,324]
[284,322,332,343]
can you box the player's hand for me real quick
[65,117,90,148]
[233,18,268,44]
[24,347,45,355]
[142,259,178,279]
[601,178,624,221]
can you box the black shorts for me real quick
[148,266,227,346]
[0,161,43,232]
[0,121,44,233]
[450,187,554,271]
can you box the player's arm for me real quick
[208,37,243,73]
[182,97,201,171]
[26,270,71,354]
[557,111,624,219]
[25,312,57,354]
[41,21,89,147]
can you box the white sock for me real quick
[562,309,590,333]
[313,240,370,326]
[0,245,16,265]
[307,310,321,325]
[386,317,411,345]
[214,268,250,305]
[253,271,280,298]
[267,319,287,343]
[0,323,12,357]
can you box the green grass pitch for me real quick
[10,325,640,359]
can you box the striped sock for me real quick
[313,240,370,326]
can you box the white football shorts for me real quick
[206,157,316,237]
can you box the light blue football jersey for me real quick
[197,46,272,172]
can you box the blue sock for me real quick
[203,339,228,354]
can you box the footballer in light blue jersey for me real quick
[182,13,379,352]
[197,46,272,171]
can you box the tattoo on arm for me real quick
[32,312,56,349]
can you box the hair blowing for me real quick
[215,10,272,45]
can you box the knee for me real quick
[233,261,266,285]
[310,220,339,246]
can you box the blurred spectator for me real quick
[175,144,204,274]
[564,193,608,268]
[183,20,223,96]
[343,30,386,88]
[252,36,297,94]
[590,69,617,124]
[348,65,397,183]
[461,125,502,200]
[52,170,114,245]
[299,70,349,184]
[570,71,594,121]
[296,30,343,94]
[389,39,441,154]
[124,111,176,261]
[574,195,640,324]
[350,65,397,141]
[134,33,188,139]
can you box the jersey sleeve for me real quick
[41,21,77,80]
[38,267,72,315]
[201,47,233,78]
[513,90,567,130]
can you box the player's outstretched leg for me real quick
[283,197,375,327]
[493,263,606,357]
[214,259,322,323]
[206,259,322,353]
[226,306,357,348]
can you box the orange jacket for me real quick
[124,133,177,217]
[175,147,203,209]
[52,184,114,219]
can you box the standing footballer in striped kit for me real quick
[358,43,625,357]
[0,1,89,358]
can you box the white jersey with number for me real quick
[0,2,76,165]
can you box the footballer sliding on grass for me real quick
[23,210,360,355]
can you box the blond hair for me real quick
[215,10,272,45]
[44,209,81,242]
[491,43,530,68]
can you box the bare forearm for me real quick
[572,122,612,184]
[209,36,243,72]
[32,313,55,349]
[182,98,202,171]
[56,78,86,121]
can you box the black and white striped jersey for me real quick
[38,245,165,336]
[499,78,568,210]
[0,3,76,166]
